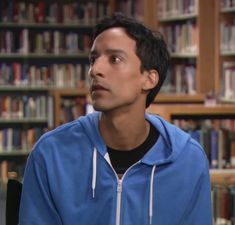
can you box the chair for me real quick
[5,179,22,225]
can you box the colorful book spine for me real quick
[0,1,110,24]
[173,119,235,169]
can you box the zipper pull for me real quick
[117,180,122,193]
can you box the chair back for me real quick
[5,179,22,225]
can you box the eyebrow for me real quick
[89,48,128,57]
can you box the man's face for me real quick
[88,27,147,112]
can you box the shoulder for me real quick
[40,119,82,142]
[31,118,86,156]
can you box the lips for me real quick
[91,84,109,93]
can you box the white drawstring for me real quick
[92,147,156,223]
[92,148,97,198]
[149,165,156,224]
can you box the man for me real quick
[19,14,212,225]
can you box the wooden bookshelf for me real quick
[0,118,48,124]
[0,85,49,91]
[154,0,216,99]
[0,0,110,184]
[0,151,30,157]
[210,169,235,186]
[148,103,235,193]
[147,104,235,121]
[51,88,88,126]
[0,53,89,59]
[152,2,235,221]
[0,1,234,223]
[0,22,94,29]
[154,93,205,103]
[148,103,235,190]
[214,1,235,102]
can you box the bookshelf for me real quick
[148,103,235,224]
[148,104,235,121]
[0,0,234,223]
[0,87,50,183]
[210,169,235,186]
[147,104,235,170]
[51,88,88,126]
[153,0,216,103]
[214,0,235,103]
[110,3,234,187]
[151,1,235,223]
[0,0,112,185]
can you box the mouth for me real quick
[91,84,109,93]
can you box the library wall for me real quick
[0,1,234,225]
[149,1,235,224]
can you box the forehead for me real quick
[91,27,136,51]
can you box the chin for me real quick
[92,103,109,112]
[93,102,119,112]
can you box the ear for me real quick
[142,69,159,91]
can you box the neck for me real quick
[99,111,150,150]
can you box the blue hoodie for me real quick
[19,112,212,225]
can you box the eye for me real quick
[89,56,96,65]
[110,55,122,64]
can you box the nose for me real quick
[89,57,105,78]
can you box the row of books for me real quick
[0,160,25,184]
[160,22,198,54]
[158,0,198,19]
[0,1,110,24]
[0,95,52,120]
[220,0,235,8]
[115,0,144,21]
[212,186,235,225]
[221,62,235,101]
[0,99,94,151]
[220,21,235,53]
[60,97,87,124]
[161,64,196,94]
[0,63,89,88]
[0,127,45,152]
[173,119,235,169]
[0,30,92,55]
[174,118,235,135]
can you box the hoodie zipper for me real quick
[110,161,140,225]
[116,179,122,225]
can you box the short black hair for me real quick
[93,13,170,108]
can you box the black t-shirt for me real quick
[107,123,159,175]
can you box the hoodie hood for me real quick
[79,111,191,166]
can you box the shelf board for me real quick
[0,22,94,29]
[221,7,235,13]
[219,97,235,104]
[159,13,197,22]
[221,51,235,56]
[155,93,205,103]
[210,169,235,186]
[0,118,48,123]
[170,52,197,58]
[0,86,89,93]
[0,52,89,59]
[147,104,235,121]
[0,151,30,157]
[0,85,49,91]
[50,87,89,96]
[150,104,235,115]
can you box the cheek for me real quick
[110,63,143,91]
[113,75,143,98]
[124,69,144,89]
